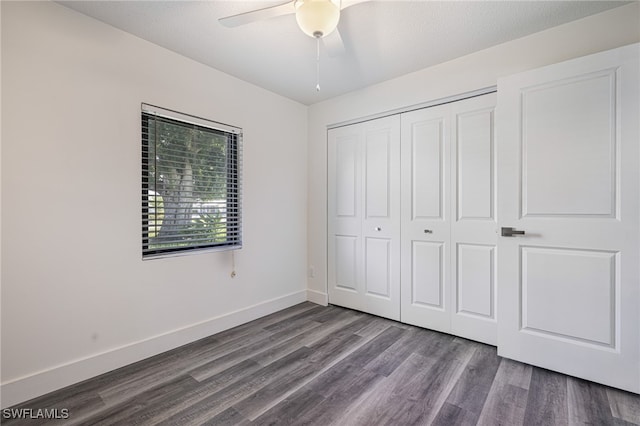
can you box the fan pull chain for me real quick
[316,35,321,92]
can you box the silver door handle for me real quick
[374,227,382,231]
[501,227,525,237]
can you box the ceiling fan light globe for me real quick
[294,0,341,38]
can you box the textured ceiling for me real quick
[57,1,629,105]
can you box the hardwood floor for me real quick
[4,302,640,425]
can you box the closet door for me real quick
[400,104,452,332]
[450,94,498,345]
[328,124,363,312]
[328,116,401,320]
[497,44,639,392]
[400,93,497,344]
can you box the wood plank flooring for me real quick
[4,302,639,425]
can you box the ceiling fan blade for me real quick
[341,0,371,11]
[219,1,295,28]
[323,28,346,57]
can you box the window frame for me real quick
[141,103,242,259]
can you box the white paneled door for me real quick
[497,44,639,393]
[328,115,401,321]
[450,94,498,345]
[400,103,452,333]
[400,93,497,345]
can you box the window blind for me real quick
[141,104,242,259]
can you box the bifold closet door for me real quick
[497,43,639,393]
[400,104,452,333]
[450,93,498,345]
[327,115,401,321]
[400,93,497,345]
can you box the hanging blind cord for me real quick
[230,250,237,278]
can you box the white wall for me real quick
[1,1,308,407]
[307,3,640,304]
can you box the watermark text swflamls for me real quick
[2,408,70,420]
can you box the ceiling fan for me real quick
[219,0,369,58]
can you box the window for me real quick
[142,104,242,258]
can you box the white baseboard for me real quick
[306,289,328,306]
[0,290,307,408]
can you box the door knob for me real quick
[374,227,382,231]
[501,227,525,237]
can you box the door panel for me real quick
[450,93,498,345]
[411,118,445,220]
[456,109,494,220]
[497,44,639,393]
[365,129,391,219]
[328,127,363,311]
[401,104,451,332]
[334,235,358,291]
[522,70,616,217]
[362,116,401,319]
[411,241,445,308]
[456,243,495,319]
[335,138,359,218]
[365,237,392,297]
[520,246,615,347]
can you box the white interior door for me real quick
[400,94,498,345]
[361,116,401,320]
[497,43,639,393]
[328,124,362,312]
[328,116,401,320]
[400,104,452,332]
[450,93,498,345]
